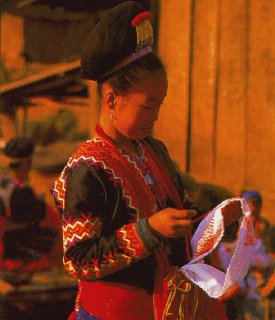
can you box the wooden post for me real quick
[85,80,100,138]
[0,112,16,140]
[154,0,192,173]
[213,0,247,193]
[189,0,219,181]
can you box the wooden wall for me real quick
[155,0,275,223]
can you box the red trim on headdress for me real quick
[131,12,151,27]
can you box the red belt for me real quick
[80,280,154,320]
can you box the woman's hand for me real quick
[148,208,197,238]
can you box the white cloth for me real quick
[180,197,256,298]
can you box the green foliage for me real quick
[26,109,89,146]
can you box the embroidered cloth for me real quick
[180,198,256,298]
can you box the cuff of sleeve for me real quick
[136,218,162,251]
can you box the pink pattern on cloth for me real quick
[180,197,256,298]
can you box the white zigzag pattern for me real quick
[120,227,138,258]
[52,166,67,210]
[63,217,102,251]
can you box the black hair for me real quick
[97,52,166,97]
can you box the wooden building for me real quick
[155,1,274,223]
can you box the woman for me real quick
[52,2,245,319]
[0,137,57,278]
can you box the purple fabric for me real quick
[76,307,103,320]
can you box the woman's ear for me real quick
[105,91,116,110]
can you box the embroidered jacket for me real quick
[52,129,195,294]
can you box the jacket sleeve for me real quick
[52,161,154,281]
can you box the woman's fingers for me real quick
[148,208,197,238]
[171,222,193,237]
[172,209,197,220]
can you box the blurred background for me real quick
[0,0,274,319]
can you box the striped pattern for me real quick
[63,222,149,280]
[63,215,102,251]
[116,223,149,260]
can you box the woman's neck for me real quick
[99,115,137,154]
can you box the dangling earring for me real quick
[110,112,117,121]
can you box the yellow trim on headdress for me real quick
[135,19,153,50]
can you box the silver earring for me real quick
[110,113,117,121]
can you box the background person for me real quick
[242,190,271,250]
[241,190,273,319]
[0,137,58,282]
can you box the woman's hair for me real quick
[97,52,166,97]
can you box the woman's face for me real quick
[111,69,168,140]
